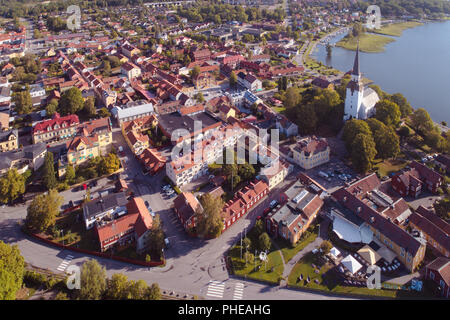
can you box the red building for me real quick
[425,257,450,298]
[391,161,443,197]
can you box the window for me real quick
[429,271,435,280]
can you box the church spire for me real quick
[351,40,360,77]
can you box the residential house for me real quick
[0,142,46,176]
[276,116,298,137]
[425,257,450,298]
[392,161,444,197]
[260,159,293,190]
[174,192,203,231]
[409,206,450,258]
[96,197,153,253]
[266,180,324,244]
[83,191,128,230]
[0,128,18,152]
[121,61,141,80]
[293,136,330,170]
[137,147,166,175]
[435,154,450,174]
[32,113,79,144]
[126,130,150,155]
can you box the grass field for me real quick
[230,243,284,284]
[287,252,425,298]
[336,33,395,53]
[373,159,408,177]
[371,21,423,37]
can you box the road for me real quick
[0,124,354,300]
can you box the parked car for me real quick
[269,200,278,208]
[145,200,151,209]
[69,200,74,207]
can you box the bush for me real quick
[57,182,70,191]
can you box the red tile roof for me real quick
[33,113,79,135]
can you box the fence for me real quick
[25,228,165,268]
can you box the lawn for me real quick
[287,252,424,298]
[336,33,395,53]
[371,21,423,37]
[230,243,284,284]
[275,225,318,263]
[373,159,408,177]
[272,106,286,114]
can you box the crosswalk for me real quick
[233,282,244,300]
[56,254,74,272]
[206,280,225,298]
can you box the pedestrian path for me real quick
[56,254,74,272]
[233,282,244,300]
[206,280,225,299]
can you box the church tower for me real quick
[343,43,364,121]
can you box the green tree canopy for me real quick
[374,99,401,127]
[42,151,57,190]
[350,133,377,173]
[59,87,84,115]
[196,193,224,238]
[389,93,412,117]
[229,71,237,89]
[0,241,25,300]
[0,168,25,204]
[258,232,271,252]
[411,108,434,133]
[343,119,372,151]
[367,118,400,159]
[144,283,161,300]
[79,259,107,300]
[26,189,63,232]
[12,90,32,114]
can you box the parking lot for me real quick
[304,157,358,192]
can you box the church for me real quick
[343,45,380,121]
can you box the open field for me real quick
[336,33,395,53]
[371,21,423,37]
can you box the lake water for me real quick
[311,20,450,124]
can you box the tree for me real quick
[45,99,59,117]
[106,273,130,300]
[79,259,106,300]
[128,280,148,300]
[43,152,57,190]
[320,240,333,254]
[196,194,224,238]
[343,119,372,151]
[238,162,255,181]
[83,96,96,118]
[433,196,449,222]
[144,283,161,300]
[65,165,75,185]
[311,88,341,123]
[147,214,165,256]
[254,219,264,237]
[351,133,377,173]
[194,92,204,103]
[296,104,318,134]
[411,108,434,133]
[99,153,120,175]
[13,90,32,114]
[283,87,301,109]
[367,118,400,159]
[0,169,25,204]
[59,87,84,115]
[190,65,201,81]
[258,232,271,252]
[26,189,63,232]
[98,108,111,118]
[389,93,412,118]
[102,60,111,77]
[242,237,252,252]
[229,71,237,89]
[374,99,401,127]
[0,241,25,300]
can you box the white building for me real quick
[343,45,379,121]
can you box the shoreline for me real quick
[336,21,424,53]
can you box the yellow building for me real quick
[66,135,101,166]
[293,137,330,170]
[0,129,18,152]
[218,104,236,122]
